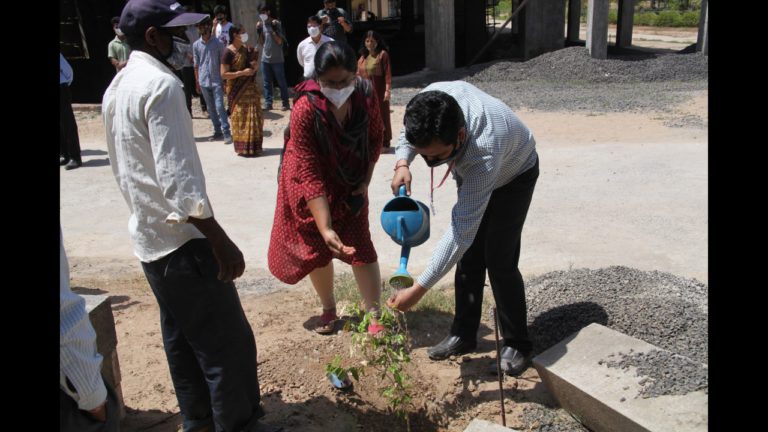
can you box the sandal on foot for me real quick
[314,308,339,335]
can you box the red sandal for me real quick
[314,308,339,335]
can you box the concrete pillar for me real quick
[567,0,581,42]
[424,0,454,71]
[228,0,262,36]
[586,0,608,59]
[523,0,566,60]
[229,0,266,91]
[696,0,708,55]
[84,295,125,420]
[616,0,634,47]
[511,0,521,35]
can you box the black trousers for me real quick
[175,68,195,115]
[59,376,120,432]
[450,158,539,354]
[141,239,263,432]
[59,84,81,164]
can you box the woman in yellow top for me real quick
[356,30,392,148]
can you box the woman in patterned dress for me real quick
[220,23,264,156]
[268,41,385,334]
[356,31,392,148]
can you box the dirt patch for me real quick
[73,266,565,432]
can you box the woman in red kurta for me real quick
[268,41,385,334]
[357,31,392,148]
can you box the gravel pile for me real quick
[469,47,708,84]
[391,47,708,114]
[519,403,589,432]
[600,349,708,398]
[525,266,708,364]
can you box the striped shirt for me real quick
[60,53,73,85]
[395,81,538,289]
[60,230,107,410]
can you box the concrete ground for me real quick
[61,92,707,285]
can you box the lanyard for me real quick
[429,160,456,216]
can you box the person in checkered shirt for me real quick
[387,81,539,376]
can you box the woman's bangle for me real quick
[393,163,409,171]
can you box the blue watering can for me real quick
[380,185,430,288]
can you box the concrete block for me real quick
[464,419,520,432]
[112,382,126,420]
[101,349,122,389]
[533,323,707,432]
[83,294,125,420]
[84,294,117,354]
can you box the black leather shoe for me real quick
[427,335,477,360]
[59,156,69,166]
[65,159,82,170]
[499,346,532,376]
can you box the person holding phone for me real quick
[317,0,352,46]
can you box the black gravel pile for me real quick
[601,349,708,398]
[391,47,708,113]
[469,47,708,84]
[525,266,708,364]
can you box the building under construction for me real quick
[60,0,708,103]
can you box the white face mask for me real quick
[260,14,268,22]
[307,26,321,37]
[240,32,249,43]
[115,27,124,36]
[320,83,355,108]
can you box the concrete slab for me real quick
[533,323,707,432]
[83,294,125,419]
[84,294,117,354]
[463,418,520,432]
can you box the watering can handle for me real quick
[398,184,407,197]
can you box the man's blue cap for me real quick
[119,0,208,37]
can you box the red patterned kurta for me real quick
[268,83,384,284]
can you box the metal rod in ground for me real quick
[492,307,506,426]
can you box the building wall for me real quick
[61,0,129,103]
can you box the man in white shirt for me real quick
[103,1,280,431]
[296,15,333,80]
[213,4,233,46]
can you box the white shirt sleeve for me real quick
[394,125,417,164]
[145,77,214,223]
[60,232,107,411]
